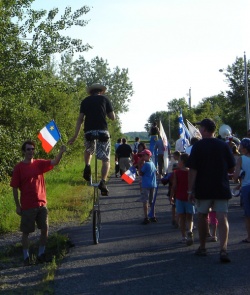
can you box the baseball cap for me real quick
[140,149,152,157]
[196,118,216,133]
[241,138,250,152]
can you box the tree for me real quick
[71,56,134,114]
[0,1,93,179]
[222,56,250,137]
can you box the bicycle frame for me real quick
[91,140,101,244]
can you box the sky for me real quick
[32,0,250,133]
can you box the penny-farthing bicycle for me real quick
[89,133,109,244]
[91,148,101,245]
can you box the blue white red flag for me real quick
[178,110,190,151]
[38,120,61,153]
[121,166,137,184]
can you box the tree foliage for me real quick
[146,56,250,143]
[0,1,133,181]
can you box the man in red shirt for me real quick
[10,140,66,265]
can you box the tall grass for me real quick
[0,150,115,234]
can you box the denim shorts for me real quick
[195,199,229,214]
[241,185,250,217]
[176,199,195,214]
[141,188,155,204]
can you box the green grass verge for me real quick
[0,150,115,233]
[0,150,115,293]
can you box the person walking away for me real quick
[115,138,122,177]
[149,121,160,166]
[139,149,157,224]
[10,140,66,266]
[233,138,250,243]
[187,118,235,263]
[171,153,195,245]
[68,83,115,195]
[132,137,140,153]
[115,138,133,176]
[175,135,189,153]
[154,136,171,178]
[134,142,147,195]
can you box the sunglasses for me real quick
[26,148,35,151]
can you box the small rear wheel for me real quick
[93,210,101,244]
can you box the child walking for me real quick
[139,149,157,224]
[170,153,195,245]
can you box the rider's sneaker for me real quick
[98,180,109,194]
[83,165,91,181]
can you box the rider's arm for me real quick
[68,113,84,144]
[107,111,115,121]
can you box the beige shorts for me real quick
[196,199,229,214]
[20,206,48,233]
[119,157,132,171]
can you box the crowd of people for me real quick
[9,81,250,265]
[115,119,250,264]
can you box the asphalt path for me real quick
[54,173,250,295]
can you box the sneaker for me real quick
[98,180,109,195]
[195,247,207,256]
[83,165,91,181]
[211,236,218,242]
[186,231,194,246]
[23,257,31,266]
[220,250,231,263]
[37,253,46,263]
[172,220,179,228]
[181,237,187,243]
[142,218,151,225]
[150,217,158,222]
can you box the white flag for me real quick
[186,119,202,139]
[159,120,168,149]
[159,120,169,172]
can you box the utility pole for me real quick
[189,87,191,108]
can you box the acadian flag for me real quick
[38,120,61,153]
[121,166,137,184]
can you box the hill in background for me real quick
[123,131,149,141]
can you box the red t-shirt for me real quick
[10,159,53,210]
[174,169,188,201]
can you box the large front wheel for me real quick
[93,210,101,244]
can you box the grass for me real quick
[0,150,115,233]
[0,232,75,294]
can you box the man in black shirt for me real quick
[68,83,115,194]
[187,118,235,263]
[116,138,133,176]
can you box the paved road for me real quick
[54,174,250,295]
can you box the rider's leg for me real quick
[84,150,92,165]
[101,160,110,181]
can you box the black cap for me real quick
[196,118,216,133]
